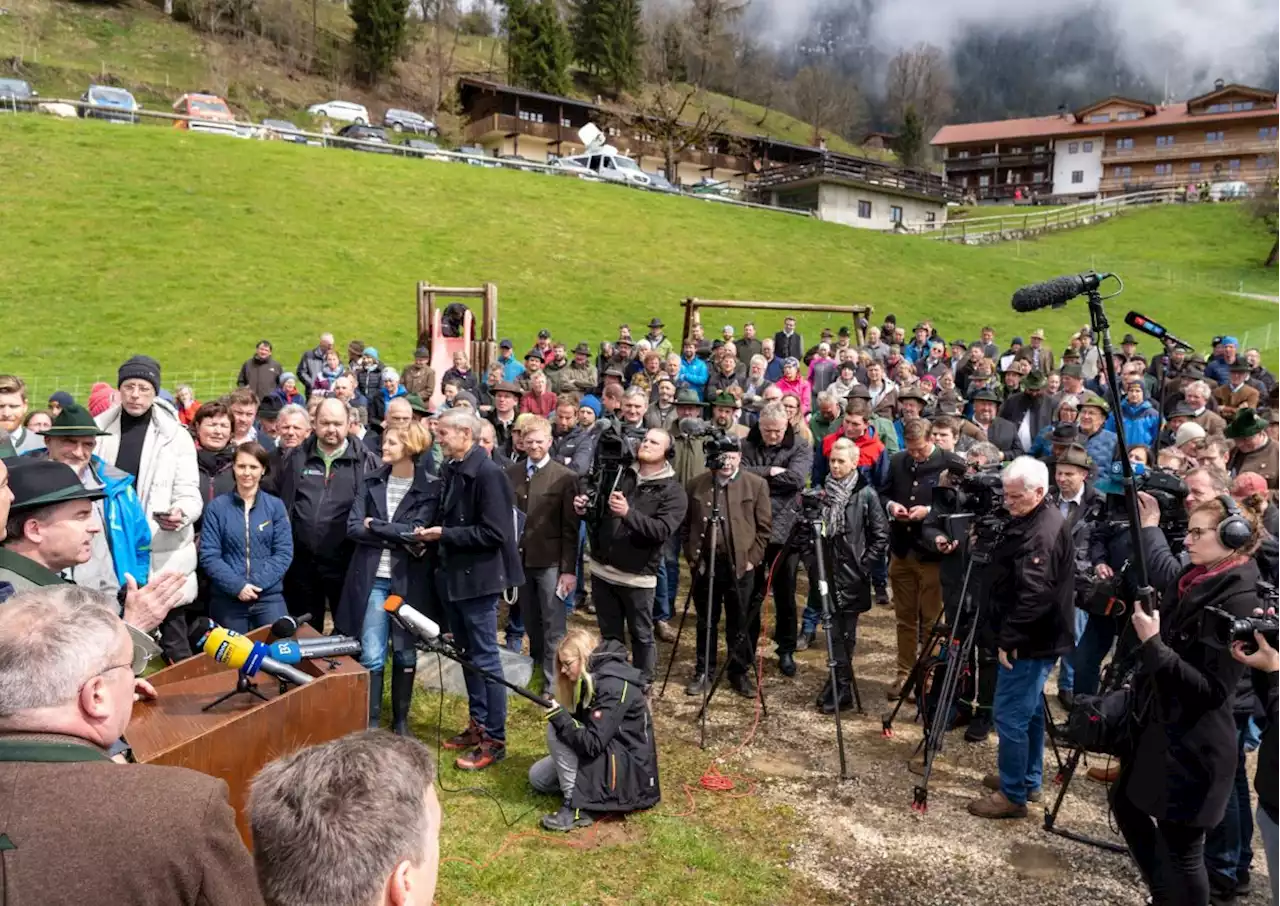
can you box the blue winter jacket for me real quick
[678,356,709,399]
[1080,428,1119,477]
[1106,399,1162,450]
[198,490,293,611]
[92,455,152,586]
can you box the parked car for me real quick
[336,123,395,153]
[172,93,238,136]
[307,99,370,124]
[405,139,450,162]
[80,84,139,123]
[262,118,309,144]
[455,145,498,167]
[497,153,543,171]
[0,78,36,111]
[1210,180,1251,201]
[645,170,679,193]
[384,107,438,136]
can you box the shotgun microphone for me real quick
[1123,312,1195,351]
[383,595,443,643]
[1010,272,1108,313]
[200,626,312,686]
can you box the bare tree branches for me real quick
[624,84,727,182]
[885,43,952,139]
[791,63,861,147]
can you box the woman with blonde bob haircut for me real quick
[528,628,661,833]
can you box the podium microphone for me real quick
[269,614,313,639]
[269,635,363,664]
[200,626,312,686]
[383,595,442,643]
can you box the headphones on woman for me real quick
[1214,495,1253,550]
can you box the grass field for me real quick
[1,113,1276,399]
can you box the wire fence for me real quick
[22,372,239,408]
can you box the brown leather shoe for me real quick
[886,675,910,701]
[654,620,677,643]
[455,738,507,771]
[1087,762,1120,783]
[966,790,1028,819]
[982,773,1042,803]
[442,720,483,751]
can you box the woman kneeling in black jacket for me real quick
[1113,493,1266,906]
[530,629,660,832]
[813,437,889,714]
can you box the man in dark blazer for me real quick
[506,416,579,689]
[421,409,523,772]
[773,316,804,363]
[0,585,260,906]
[968,388,1021,459]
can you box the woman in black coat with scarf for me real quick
[813,437,889,715]
[1113,493,1265,906]
[335,422,441,734]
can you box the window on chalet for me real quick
[1113,166,1132,178]
[1155,135,1175,147]
[1066,142,1078,154]
[1257,155,1276,169]
[1088,113,1110,123]
[1031,171,1044,183]
[956,150,970,159]
[560,117,571,128]
[1071,170,1084,184]
[1083,141,1094,152]
[1260,126,1278,140]
[1207,103,1231,113]
[1154,163,1173,176]
[978,175,990,187]
[1115,137,1134,150]
[857,200,872,218]
[517,110,544,123]
[890,205,903,223]
[1189,161,1202,173]
[1008,146,1022,154]
[925,212,937,223]
[1033,144,1046,151]
[1228,159,1241,170]
[1233,101,1255,111]
[1116,111,1143,121]
[1206,131,1225,142]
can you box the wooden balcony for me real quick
[754,154,961,201]
[1103,137,1277,164]
[946,150,1052,172]
[1099,171,1275,194]
[465,113,568,144]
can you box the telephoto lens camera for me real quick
[1101,465,1189,552]
[1201,580,1280,654]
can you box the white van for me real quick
[552,122,652,186]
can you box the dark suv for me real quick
[336,123,395,153]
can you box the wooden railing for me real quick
[1103,137,1277,163]
[751,154,961,201]
[901,188,1181,240]
[1098,172,1275,193]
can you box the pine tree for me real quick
[503,0,570,96]
[349,0,411,86]
[569,0,607,77]
[598,0,642,96]
[898,104,924,168]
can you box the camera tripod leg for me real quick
[695,589,771,727]
[881,622,948,736]
[1042,692,1065,775]
[658,586,696,699]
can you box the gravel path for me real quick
[642,596,1272,906]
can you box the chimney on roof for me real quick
[1214,78,1225,90]
[1058,103,1072,122]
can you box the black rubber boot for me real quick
[390,665,416,737]
[815,675,835,711]
[367,668,384,729]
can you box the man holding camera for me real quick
[682,445,772,696]
[574,428,687,690]
[967,456,1074,820]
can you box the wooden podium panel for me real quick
[127,625,368,845]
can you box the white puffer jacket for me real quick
[95,399,203,603]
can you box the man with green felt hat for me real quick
[1226,408,1277,491]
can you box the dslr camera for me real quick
[1201,580,1280,654]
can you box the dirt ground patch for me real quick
[626,597,1273,906]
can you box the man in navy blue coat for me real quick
[420,409,523,772]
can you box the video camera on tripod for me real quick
[676,417,741,471]
[1100,463,1189,551]
[583,417,647,522]
[931,463,1007,542]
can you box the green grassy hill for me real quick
[1,113,1275,400]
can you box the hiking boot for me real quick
[821,684,854,715]
[540,803,594,833]
[685,674,711,696]
[875,586,891,607]
[982,773,1042,803]
[963,714,992,743]
[655,620,677,643]
[966,790,1028,819]
[796,630,816,651]
[1087,763,1121,783]
[442,720,483,751]
[886,676,908,701]
[455,738,507,771]
[778,652,797,677]
[729,672,756,698]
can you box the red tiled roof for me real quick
[931,101,1279,147]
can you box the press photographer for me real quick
[1230,621,1278,906]
[967,456,1075,820]
[812,438,889,714]
[574,427,687,690]
[1111,491,1270,905]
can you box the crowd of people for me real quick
[0,312,1276,906]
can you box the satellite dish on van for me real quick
[579,122,606,152]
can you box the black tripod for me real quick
[202,672,278,711]
[808,513,857,780]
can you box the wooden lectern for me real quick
[126,625,368,846]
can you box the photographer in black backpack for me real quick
[1112,492,1266,906]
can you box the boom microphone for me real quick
[268,635,363,664]
[1123,311,1195,351]
[200,626,312,686]
[383,595,442,643]
[1010,272,1107,313]
[269,613,312,638]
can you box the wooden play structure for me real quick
[415,281,498,409]
[681,298,875,347]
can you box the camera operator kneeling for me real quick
[530,629,660,833]
[814,438,889,713]
[1112,495,1266,906]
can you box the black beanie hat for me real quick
[118,355,162,393]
